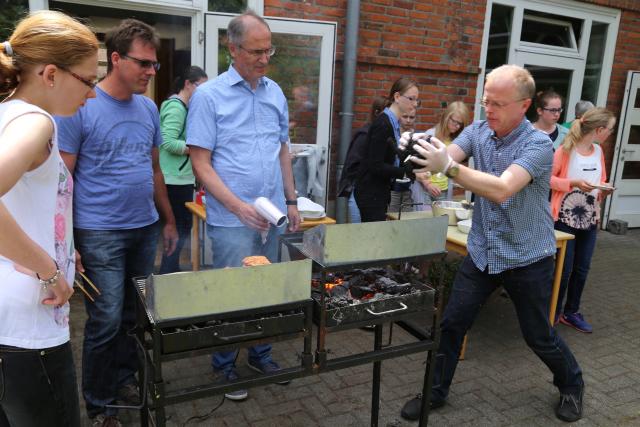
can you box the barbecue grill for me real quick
[135,217,448,427]
[280,217,448,425]
[134,259,315,427]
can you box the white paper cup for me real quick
[254,197,287,227]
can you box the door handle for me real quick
[621,149,636,154]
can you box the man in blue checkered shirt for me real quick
[400,65,584,423]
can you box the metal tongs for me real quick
[74,271,101,303]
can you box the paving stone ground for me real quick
[70,228,640,426]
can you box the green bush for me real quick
[0,0,28,42]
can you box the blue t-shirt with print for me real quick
[56,86,163,230]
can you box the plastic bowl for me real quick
[432,201,472,225]
[457,219,472,234]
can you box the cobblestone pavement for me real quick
[69,229,640,426]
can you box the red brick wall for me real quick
[264,0,639,196]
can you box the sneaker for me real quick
[91,414,122,427]
[247,359,290,385]
[117,383,141,406]
[555,387,584,422]
[213,368,248,401]
[400,393,445,421]
[560,312,593,333]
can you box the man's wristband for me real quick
[285,199,298,206]
[37,259,61,290]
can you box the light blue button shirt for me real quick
[186,65,289,227]
[454,118,556,274]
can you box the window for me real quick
[521,10,582,51]
[0,0,28,41]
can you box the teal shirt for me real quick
[159,97,194,185]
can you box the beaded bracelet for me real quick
[37,259,61,291]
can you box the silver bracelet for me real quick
[37,260,61,290]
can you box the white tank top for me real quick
[0,100,75,349]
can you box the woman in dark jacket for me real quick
[354,78,420,222]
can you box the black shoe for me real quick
[116,383,141,406]
[400,393,445,421]
[555,387,584,422]
[213,368,248,401]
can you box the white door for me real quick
[204,13,336,207]
[513,51,583,123]
[603,71,640,228]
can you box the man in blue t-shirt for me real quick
[57,19,177,426]
[188,11,300,402]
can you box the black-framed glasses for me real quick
[480,97,528,109]
[449,117,464,127]
[122,54,161,71]
[542,107,563,114]
[38,66,98,89]
[238,45,276,58]
[400,94,422,107]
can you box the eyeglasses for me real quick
[480,98,528,110]
[542,107,563,114]
[61,67,97,89]
[238,45,276,58]
[400,95,422,107]
[38,66,98,89]
[122,54,161,71]
[449,117,464,127]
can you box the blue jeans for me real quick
[206,224,284,372]
[159,184,194,274]
[554,221,598,315]
[431,256,583,402]
[75,222,160,417]
[348,193,361,223]
[0,342,80,427]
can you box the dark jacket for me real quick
[354,113,406,208]
[337,124,370,198]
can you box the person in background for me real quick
[411,101,470,210]
[158,65,208,274]
[399,108,416,134]
[57,19,178,426]
[354,77,419,221]
[550,107,616,333]
[401,64,584,423]
[533,89,568,150]
[561,100,595,129]
[337,96,386,223]
[0,10,98,426]
[188,10,300,402]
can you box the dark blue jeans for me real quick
[207,224,284,372]
[159,184,194,274]
[75,222,160,417]
[0,342,80,427]
[431,256,583,402]
[554,221,598,316]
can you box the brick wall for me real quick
[264,0,639,197]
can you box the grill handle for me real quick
[365,302,408,316]
[214,329,264,341]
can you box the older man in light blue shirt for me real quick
[188,11,300,402]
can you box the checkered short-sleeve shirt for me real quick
[454,118,556,274]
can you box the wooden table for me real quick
[386,211,575,359]
[185,202,336,271]
[446,225,574,359]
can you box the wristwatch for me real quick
[285,199,298,206]
[444,161,460,178]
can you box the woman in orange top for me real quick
[550,107,615,333]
